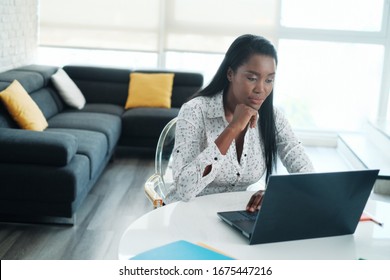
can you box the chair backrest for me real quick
[155,117,177,179]
[145,117,177,207]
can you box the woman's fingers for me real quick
[232,104,258,130]
[246,190,265,212]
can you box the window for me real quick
[165,52,224,85]
[281,0,384,31]
[276,0,388,131]
[165,0,277,53]
[37,0,390,133]
[275,40,384,131]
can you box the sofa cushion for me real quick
[0,80,48,131]
[0,70,45,93]
[48,111,121,152]
[66,103,124,117]
[63,65,132,105]
[0,128,78,166]
[0,81,10,91]
[0,103,17,128]
[171,73,203,108]
[121,107,179,139]
[0,154,90,203]
[46,128,108,179]
[14,65,58,86]
[126,73,175,109]
[134,70,203,108]
[30,87,64,120]
[51,68,86,109]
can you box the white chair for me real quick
[144,117,177,208]
[144,117,266,208]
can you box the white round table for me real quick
[118,191,390,260]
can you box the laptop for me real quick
[217,169,379,245]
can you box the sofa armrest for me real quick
[0,128,78,166]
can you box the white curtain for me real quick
[39,0,161,51]
[39,0,278,53]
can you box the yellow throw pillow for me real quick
[125,73,175,109]
[0,80,48,131]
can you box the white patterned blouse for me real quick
[165,92,314,203]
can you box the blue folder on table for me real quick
[130,240,234,260]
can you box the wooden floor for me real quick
[0,146,351,260]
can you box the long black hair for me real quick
[192,34,278,181]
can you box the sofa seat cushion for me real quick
[48,112,121,152]
[65,103,124,117]
[121,107,179,139]
[0,154,90,203]
[46,128,108,179]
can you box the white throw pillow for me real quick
[51,68,86,109]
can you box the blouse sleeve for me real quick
[274,108,315,173]
[171,102,226,201]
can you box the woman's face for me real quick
[227,54,276,111]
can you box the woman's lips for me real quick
[249,97,264,105]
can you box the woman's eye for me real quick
[247,76,257,82]
[266,78,274,84]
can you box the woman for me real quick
[166,34,314,211]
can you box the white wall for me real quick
[0,0,38,72]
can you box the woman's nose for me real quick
[254,80,265,94]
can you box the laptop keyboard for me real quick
[237,211,258,222]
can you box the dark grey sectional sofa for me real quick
[0,64,203,223]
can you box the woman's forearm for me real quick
[214,125,240,155]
